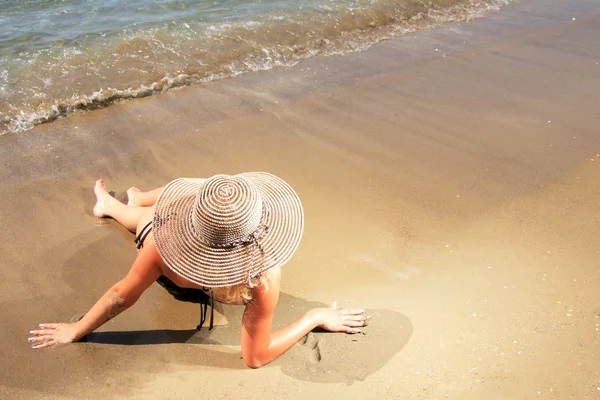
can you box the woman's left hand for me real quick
[311,304,370,334]
[28,323,81,349]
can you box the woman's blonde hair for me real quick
[210,272,271,304]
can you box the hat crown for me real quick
[193,175,263,245]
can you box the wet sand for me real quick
[1,0,599,398]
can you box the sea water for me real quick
[0,0,508,135]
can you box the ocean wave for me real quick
[0,0,509,135]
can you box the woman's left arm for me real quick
[240,268,368,368]
[29,241,163,349]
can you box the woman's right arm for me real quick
[29,242,163,348]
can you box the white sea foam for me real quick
[0,0,511,135]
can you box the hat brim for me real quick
[152,172,304,287]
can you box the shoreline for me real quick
[1,0,599,398]
[1,0,508,136]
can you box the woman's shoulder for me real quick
[250,267,281,306]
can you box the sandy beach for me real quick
[1,0,599,398]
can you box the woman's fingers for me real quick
[29,323,61,335]
[340,309,365,316]
[32,341,55,349]
[340,318,369,328]
[345,309,365,315]
[343,314,368,321]
[27,323,73,349]
[319,306,371,334]
[29,328,53,336]
[341,314,370,325]
[29,324,57,349]
[29,335,51,343]
[337,309,371,325]
[345,327,364,334]
[28,334,56,349]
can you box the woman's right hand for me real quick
[311,304,370,334]
[28,323,82,349]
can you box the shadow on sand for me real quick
[83,287,412,384]
[12,229,412,393]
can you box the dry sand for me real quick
[1,0,599,398]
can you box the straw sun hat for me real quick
[152,172,304,288]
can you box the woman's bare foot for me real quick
[127,187,142,206]
[93,179,116,217]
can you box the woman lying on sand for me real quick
[28,172,368,367]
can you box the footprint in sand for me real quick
[298,332,322,363]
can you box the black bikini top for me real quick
[135,221,214,330]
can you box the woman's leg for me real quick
[127,186,164,207]
[93,180,148,232]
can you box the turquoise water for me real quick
[0,0,508,134]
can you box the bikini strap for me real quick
[134,221,153,249]
[197,291,215,331]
